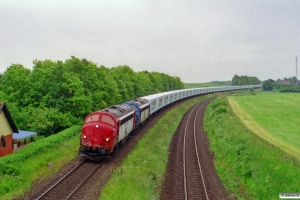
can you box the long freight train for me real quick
[79,84,261,160]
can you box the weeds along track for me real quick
[161,97,230,200]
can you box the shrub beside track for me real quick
[0,125,81,199]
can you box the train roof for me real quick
[125,98,150,108]
[140,90,181,100]
[99,104,135,119]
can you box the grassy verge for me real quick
[204,95,300,199]
[99,94,215,200]
[0,125,82,200]
[228,92,300,159]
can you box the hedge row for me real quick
[0,125,81,175]
[279,89,300,93]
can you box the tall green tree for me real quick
[232,74,261,86]
[262,80,273,91]
[110,66,136,102]
[64,57,107,110]
[1,64,31,107]
[24,60,56,107]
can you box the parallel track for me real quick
[183,98,213,200]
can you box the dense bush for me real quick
[262,80,300,92]
[209,97,227,114]
[262,80,273,91]
[279,89,300,93]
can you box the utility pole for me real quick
[297,56,298,81]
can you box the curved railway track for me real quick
[36,160,104,200]
[183,98,211,199]
[161,97,229,200]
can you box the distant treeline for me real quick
[276,77,298,83]
[0,56,184,136]
[262,77,300,92]
[232,75,261,86]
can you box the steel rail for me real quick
[65,162,104,200]
[183,102,200,200]
[183,98,212,200]
[36,160,87,200]
[64,150,119,199]
[193,101,209,200]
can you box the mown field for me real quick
[204,91,300,199]
[228,92,300,159]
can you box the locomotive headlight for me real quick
[105,137,110,142]
[95,124,99,128]
[83,135,87,139]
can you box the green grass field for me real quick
[204,94,300,199]
[228,92,300,159]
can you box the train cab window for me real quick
[101,115,115,126]
[85,114,100,123]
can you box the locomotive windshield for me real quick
[85,114,100,123]
[101,115,115,126]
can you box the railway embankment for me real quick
[204,94,300,199]
[228,93,300,160]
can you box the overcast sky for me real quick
[1,1,299,83]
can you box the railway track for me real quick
[183,98,212,200]
[160,97,229,200]
[36,160,104,200]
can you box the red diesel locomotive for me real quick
[80,99,150,160]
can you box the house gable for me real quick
[0,102,18,136]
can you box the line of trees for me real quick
[262,77,300,92]
[0,56,184,136]
[232,75,261,86]
[277,77,298,84]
